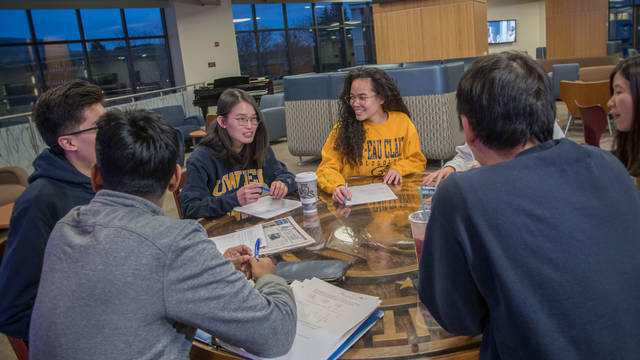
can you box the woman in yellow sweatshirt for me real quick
[317,67,426,203]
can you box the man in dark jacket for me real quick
[0,80,105,342]
[418,52,640,359]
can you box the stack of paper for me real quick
[234,197,301,219]
[216,277,382,360]
[345,183,398,206]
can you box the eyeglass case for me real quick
[275,260,352,283]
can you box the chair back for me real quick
[205,114,216,131]
[173,169,187,219]
[559,80,611,119]
[259,93,284,110]
[576,101,608,147]
[7,336,29,360]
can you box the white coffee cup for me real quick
[295,172,318,213]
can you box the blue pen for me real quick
[343,182,349,205]
[259,186,270,192]
[254,238,261,258]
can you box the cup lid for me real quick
[408,210,430,224]
[295,171,318,182]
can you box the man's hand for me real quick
[249,257,276,281]
[422,166,455,187]
[223,245,253,278]
[332,185,352,204]
[383,169,402,185]
[236,183,263,206]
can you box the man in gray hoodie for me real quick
[29,109,296,359]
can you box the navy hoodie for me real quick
[180,145,297,219]
[0,149,95,340]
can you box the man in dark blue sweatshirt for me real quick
[418,52,640,359]
[0,80,105,342]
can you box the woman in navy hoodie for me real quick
[179,88,296,219]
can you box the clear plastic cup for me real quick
[408,210,429,262]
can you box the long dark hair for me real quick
[199,88,269,168]
[610,56,640,177]
[335,67,410,167]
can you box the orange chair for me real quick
[559,80,612,134]
[576,100,608,147]
[172,169,188,219]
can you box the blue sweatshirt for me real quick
[418,139,640,359]
[0,149,95,340]
[179,145,297,219]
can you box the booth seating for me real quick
[579,65,616,82]
[283,62,466,162]
[259,93,287,142]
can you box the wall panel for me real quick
[545,0,607,58]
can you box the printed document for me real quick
[234,196,302,219]
[209,216,315,256]
[217,277,381,360]
[346,183,398,206]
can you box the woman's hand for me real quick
[269,181,288,199]
[422,166,455,187]
[383,169,403,185]
[332,185,352,204]
[236,183,263,205]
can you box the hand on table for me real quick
[223,245,253,278]
[249,257,275,281]
[422,166,455,187]
[332,185,352,204]
[237,183,263,205]
[268,181,288,199]
[383,169,403,185]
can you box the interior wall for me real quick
[487,0,545,58]
[171,0,240,85]
[545,0,607,58]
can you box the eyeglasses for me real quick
[233,116,261,126]
[344,94,377,105]
[59,126,98,137]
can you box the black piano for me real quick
[193,76,273,117]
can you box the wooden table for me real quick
[193,174,481,359]
[0,202,14,229]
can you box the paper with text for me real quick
[345,183,398,206]
[234,197,302,219]
[209,224,264,255]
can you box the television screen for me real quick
[488,19,516,44]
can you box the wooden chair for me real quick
[576,101,608,147]
[559,80,612,134]
[173,169,187,219]
[189,114,217,146]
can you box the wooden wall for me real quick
[545,0,608,58]
[373,0,488,64]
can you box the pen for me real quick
[254,238,261,258]
[259,186,270,192]
[343,182,348,205]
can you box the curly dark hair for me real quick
[199,88,269,168]
[610,56,640,177]
[335,67,410,167]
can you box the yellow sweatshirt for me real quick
[317,111,427,194]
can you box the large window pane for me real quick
[259,31,289,79]
[315,3,343,26]
[286,4,313,28]
[39,43,87,89]
[32,10,81,42]
[130,38,172,92]
[0,46,39,116]
[255,4,284,30]
[87,40,131,96]
[0,10,31,44]
[81,9,125,39]
[236,33,258,77]
[345,27,372,67]
[344,3,371,25]
[318,28,344,72]
[289,29,317,74]
[124,8,163,37]
[233,5,254,32]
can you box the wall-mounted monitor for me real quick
[488,19,516,44]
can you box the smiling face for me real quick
[217,101,259,152]
[349,78,385,123]
[608,72,635,132]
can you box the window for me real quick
[233,2,375,79]
[0,8,174,116]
